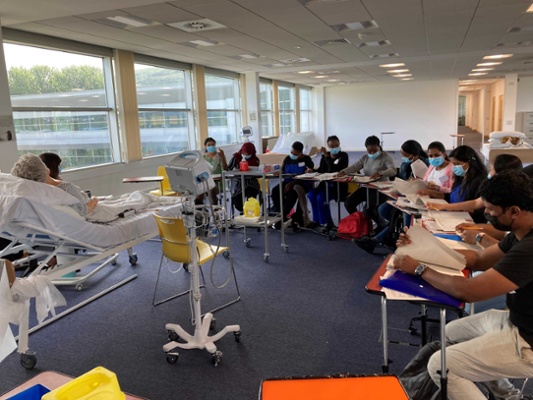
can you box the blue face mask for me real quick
[401,157,413,164]
[329,147,341,155]
[452,165,466,177]
[429,156,444,167]
[243,154,252,160]
[367,152,380,159]
[487,174,492,180]
[58,166,63,173]
[206,145,216,153]
[289,153,299,161]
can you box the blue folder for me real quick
[433,233,462,241]
[379,270,462,308]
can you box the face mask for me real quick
[429,156,444,167]
[367,152,380,159]
[329,147,341,155]
[452,165,466,177]
[243,154,252,160]
[401,157,413,164]
[484,212,513,231]
[58,166,63,173]
[289,153,299,161]
[206,145,216,153]
[487,174,491,180]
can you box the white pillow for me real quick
[0,173,79,206]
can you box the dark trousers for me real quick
[344,187,388,217]
[271,182,308,224]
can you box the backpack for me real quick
[337,211,371,239]
[399,341,441,400]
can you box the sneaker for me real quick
[353,237,377,254]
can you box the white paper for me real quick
[411,159,429,179]
[436,237,480,252]
[428,211,473,232]
[294,172,319,179]
[393,178,427,195]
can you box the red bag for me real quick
[337,211,370,239]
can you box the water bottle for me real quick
[265,146,270,153]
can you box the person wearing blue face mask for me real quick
[336,135,396,215]
[198,137,227,205]
[415,141,454,197]
[307,135,349,232]
[271,141,314,231]
[398,140,429,180]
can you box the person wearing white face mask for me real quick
[307,135,349,232]
[336,135,396,215]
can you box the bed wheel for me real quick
[166,352,179,365]
[222,250,230,258]
[20,352,37,369]
[75,284,84,291]
[129,254,138,265]
[111,259,117,265]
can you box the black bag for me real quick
[399,341,441,400]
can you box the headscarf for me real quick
[232,142,260,166]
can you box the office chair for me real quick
[150,166,177,196]
[152,214,240,313]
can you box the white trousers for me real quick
[428,309,533,400]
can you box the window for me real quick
[205,72,242,145]
[134,62,193,157]
[278,84,295,135]
[299,87,312,132]
[4,43,117,170]
[259,80,274,137]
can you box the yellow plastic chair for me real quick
[150,166,177,196]
[152,214,240,311]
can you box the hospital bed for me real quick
[0,173,183,368]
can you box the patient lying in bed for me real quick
[10,153,179,223]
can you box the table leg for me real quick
[440,307,447,399]
[381,296,389,373]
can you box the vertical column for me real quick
[193,65,208,147]
[0,22,19,172]
[114,49,141,162]
[503,73,518,131]
[243,72,261,152]
[313,86,325,144]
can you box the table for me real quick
[222,169,286,262]
[449,134,465,147]
[365,257,465,400]
[122,176,164,195]
[260,375,409,400]
[0,371,146,400]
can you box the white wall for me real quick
[517,76,533,112]
[324,80,458,151]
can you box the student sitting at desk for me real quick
[398,140,429,180]
[336,135,396,215]
[307,135,349,232]
[197,137,227,206]
[227,142,261,213]
[271,141,315,231]
[393,170,533,400]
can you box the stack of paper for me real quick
[392,178,427,195]
[428,210,473,232]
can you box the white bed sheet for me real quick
[0,174,182,248]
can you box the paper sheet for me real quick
[411,159,429,179]
[428,211,473,232]
[392,178,427,195]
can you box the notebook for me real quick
[379,270,462,308]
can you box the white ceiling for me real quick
[2,0,533,86]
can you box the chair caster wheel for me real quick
[210,318,217,330]
[129,254,138,265]
[234,330,242,343]
[282,245,289,253]
[111,259,117,265]
[75,284,84,291]
[263,255,269,263]
[245,238,252,248]
[223,250,230,258]
[20,352,37,369]
[183,263,189,273]
[166,352,179,364]
[168,330,179,342]
[211,351,222,366]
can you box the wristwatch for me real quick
[378,171,384,176]
[475,232,485,245]
[414,264,428,276]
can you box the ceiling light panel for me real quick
[477,62,503,66]
[358,40,391,48]
[379,63,405,68]
[483,54,513,59]
[330,20,378,33]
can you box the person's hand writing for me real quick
[392,254,419,275]
[458,230,478,244]
[455,222,476,232]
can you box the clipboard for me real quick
[379,270,462,308]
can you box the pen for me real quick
[458,226,483,231]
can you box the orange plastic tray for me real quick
[260,375,409,400]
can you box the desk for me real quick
[122,176,164,195]
[365,257,465,399]
[260,375,409,400]
[222,169,286,262]
[0,371,146,400]
[449,134,465,147]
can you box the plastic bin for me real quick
[42,366,125,400]
[7,384,50,400]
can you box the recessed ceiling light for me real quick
[477,62,503,66]
[527,4,533,12]
[327,79,339,82]
[314,75,329,78]
[239,54,258,59]
[472,68,494,72]
[483,54,513,59]
[386,69,409,73]
[187,39,219,47]
[379,63,405,68]
[401,78,413,81]
[392,74,412,78]
[331,20,378,32]
[469,72,488,76]
[106,16,151,27]
[298,71,314,74]
[295,45,302,49]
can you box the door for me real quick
[498,95,503,131]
